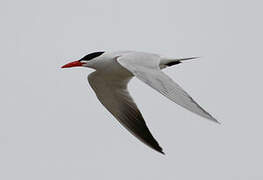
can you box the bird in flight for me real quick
[61,51,218,154]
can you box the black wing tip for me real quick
[165,56,201,67]
[152,144,165,155]
[159,150,165,155]
[153,148,165,155]
[166,61,182,66]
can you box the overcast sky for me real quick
[1,0,263,179]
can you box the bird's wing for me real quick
[117,53,218,123]
[88,71,164,154]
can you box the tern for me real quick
[61,51,218,154]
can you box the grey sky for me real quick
[1,0,263,179]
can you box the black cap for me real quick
[80,51,105,61]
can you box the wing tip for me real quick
[155,147,165,155]
[160,150,165,155]
[149,141,165,155]
[179,56,201,61]
[208,115,221,124]
[212,118,221,124]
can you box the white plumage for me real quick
[62,51,218,154]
